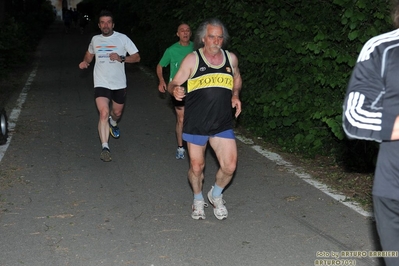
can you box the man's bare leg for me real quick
[175,106,185,159]
[187,141,207,219]
[207,137,237,220]
[96,97,112,161]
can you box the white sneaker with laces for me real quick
[191,199,208,220]
[207,186,228,220]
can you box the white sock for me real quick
[109,117,117,126]
[102,143,109,149]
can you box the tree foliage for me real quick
[0,0,55,75]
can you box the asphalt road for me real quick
[0,22,385,266]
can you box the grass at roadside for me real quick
[235,126,374,213]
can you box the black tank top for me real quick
[184,48,234,135]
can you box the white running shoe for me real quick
[191,199,208,220]
[207,186,228,220]
[176,147,185,159]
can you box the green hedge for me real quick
[0,0,55,76]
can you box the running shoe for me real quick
[207,186,228,220]
[176,147,185,159]
[191,199,208,220]
[100,147,112,162]
[109,116,120,138]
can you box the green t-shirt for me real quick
[159,41,194,81]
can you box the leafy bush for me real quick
[0,18,28,73]
[0,0,55,75]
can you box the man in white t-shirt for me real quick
[79,10,140,162]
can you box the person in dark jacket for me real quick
[342,2,399,265]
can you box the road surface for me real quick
[0,22,384,266]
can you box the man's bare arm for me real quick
[125,53,140,63]
[230,53,242,96]
[79,51,94,69]
[229,52,242,118]
[167,53,195,96]
[156,64,167,92]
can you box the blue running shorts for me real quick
[183,129,235,146]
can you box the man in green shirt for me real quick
[156,23,193,159]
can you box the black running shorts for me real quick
[171,96,185,107]
[94,87,126,104]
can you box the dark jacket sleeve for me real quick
[343,36,397,142]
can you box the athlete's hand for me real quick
[173,86,186,101]
[158,80,167,93]
[232,96,241,118]
[109,52,120,61]
[79,61,90,69]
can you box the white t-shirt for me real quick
[88,31,139,90]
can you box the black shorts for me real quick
[171,96,185,107]
[94,87,126,104]
[171,81,186,107]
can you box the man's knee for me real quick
[111,109,123,117]
[190,161,205,175]
[221,162,236,175]
[177,115,184,125]
[175,109,184,123]
[99,110,109,121]
[219,156,237,175]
